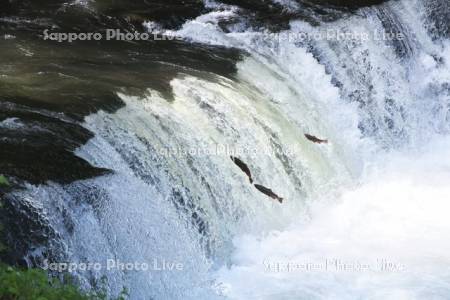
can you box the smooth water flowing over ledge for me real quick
[1,0,449,299]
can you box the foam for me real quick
[215,136,450,300]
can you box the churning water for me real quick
[3,0,450,299]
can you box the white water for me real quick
[215,136,450,299]
[171,0,450,299]
[18,58,352,298]
[14,0,450,298]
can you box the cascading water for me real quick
[1,0,450,299]
[173,0,450,298]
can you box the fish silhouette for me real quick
[254,184,283,203]
[230,156,253,183]
[304,134,328,144]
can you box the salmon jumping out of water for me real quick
[230,157,284,203]
[304,134,328,144]
[254,184,283,203]
[230,156,253,183]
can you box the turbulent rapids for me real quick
[1,0,450,299]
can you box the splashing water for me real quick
[215,135,450,300]
[171,0,450,298]
[7,0,450,298]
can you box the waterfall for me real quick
[175,0,450,298]
[3,0,450,299]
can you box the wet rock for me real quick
[0,101,110,185]
[217,0,389,31]
[94,0,206,29]
[314,0,387,8]
[0,193,60,267]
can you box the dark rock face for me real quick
[314,0,387,8]
[94,0,206,29]
[0,0,12,14]
[1,0,206,30]
[1,0,390,33]
[0,101,111,185]
[217,0,390,31]
[0,192,61,267]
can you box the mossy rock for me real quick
[0,175,9,187]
